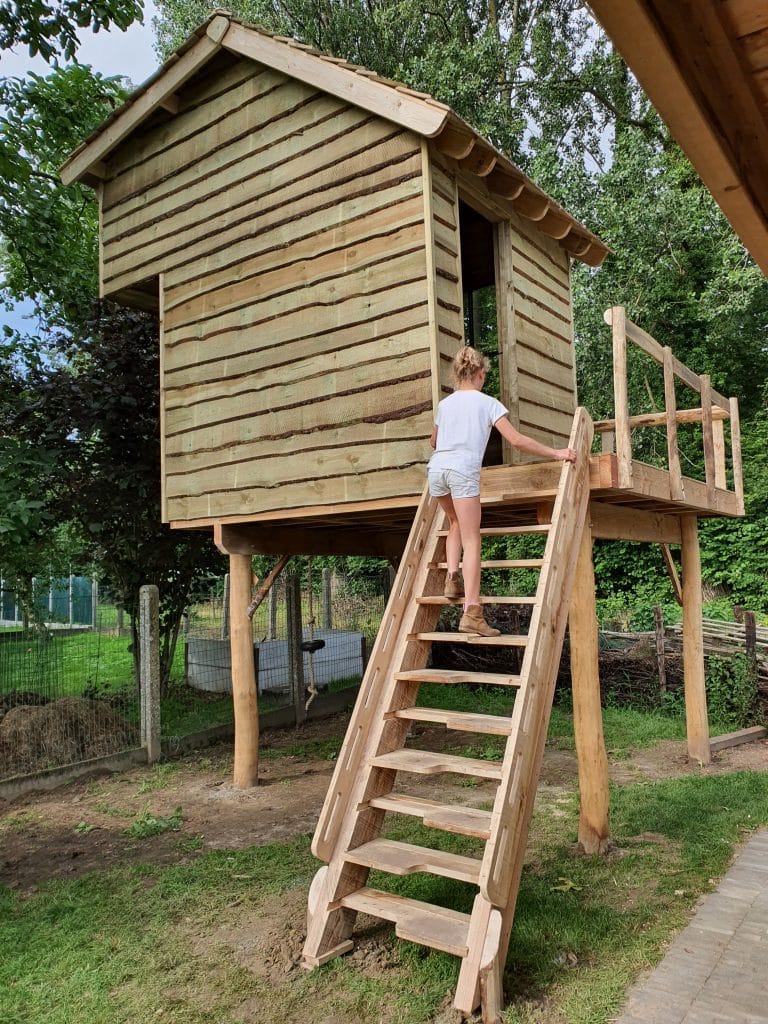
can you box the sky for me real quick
[1,2,161,335]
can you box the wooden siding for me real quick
[100,57,433,522]
[429,155,465,401]
[508,211,576,450]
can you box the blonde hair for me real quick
[452,345,488,385]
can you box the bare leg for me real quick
[436,494,461,573]
[453,496,482,608]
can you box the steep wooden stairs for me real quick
[302,408,594,1021]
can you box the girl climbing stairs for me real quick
[302,408,593,1022]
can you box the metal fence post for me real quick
[286,572,306,725]
[68,574,74,626]
[321,567,332,629]
[267,584,277,640]
[91,576,98,628]
[139,584,161,763]
[220,572,230,640]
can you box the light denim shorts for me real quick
[428,467,480,499]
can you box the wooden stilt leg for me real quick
[230,552,259,789]
[569,524,610,854]
[453,898,503,1019]
[302,865,356,967]
[680,516,711,765]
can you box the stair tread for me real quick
[435,559,544,569]
[345,838,482,884]
[395,668,521,686]
[392,706,513,736]
[368,794,492,839]
[417,595,537,605]
[436,525,550,537]
[371,748,502,780]
[412,631,528,646]
[339,887,470,956]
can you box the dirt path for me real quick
[2,712,767,895]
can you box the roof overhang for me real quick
[587,0,768,277]
[60,12,608,267]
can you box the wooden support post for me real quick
[568,524,610,855]
[729,397,745,515]
[230,553,259,788]
[745,611,757,660]
[663,346,684,501]
[609,306,632,489]
[700,374,716,508]
[139,585,161,764]
[321,568,332,630]
[654,606,667,693]
[286,571,306,726]
[680,516,711,765]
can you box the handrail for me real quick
[601,307,744,514]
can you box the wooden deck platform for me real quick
[183,452,742,558]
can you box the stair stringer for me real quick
[454,408,594,1015]
[303,484,446,964]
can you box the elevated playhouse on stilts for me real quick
[62,14,745,1020]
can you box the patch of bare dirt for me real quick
[1,711,767,899]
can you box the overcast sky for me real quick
[1,2,161,333]
[0,0,160,86]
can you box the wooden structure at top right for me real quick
[587,0,768,276]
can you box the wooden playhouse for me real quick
[61,14,745,1021]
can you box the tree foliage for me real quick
[0,0,142,61]
[0,65,126,323]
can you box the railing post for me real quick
[700,374,716,508]
[608,306,632,488]
[729,397,744,515]
[663,346,684,501]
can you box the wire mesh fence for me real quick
[0,565,392,783]
[0,580,140,782]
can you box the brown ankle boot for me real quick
[459,604,500,637]
[444,571,464,600]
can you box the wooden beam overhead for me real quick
[212,522,408,559]
[587,0,768,277]
[222,21,449,138]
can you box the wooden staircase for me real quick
[302,408,594,1021]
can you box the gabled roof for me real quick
[60,11,608,268]
[588,0,768,277]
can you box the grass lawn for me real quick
[2,705,767,1023]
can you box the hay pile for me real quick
[0,696,139,779]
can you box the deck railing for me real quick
[595,307,744,514]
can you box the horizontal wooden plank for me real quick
[103,113,414,277]
[416,595,538,606]
[165,347,429,442]
[165,362,430,448]
[412,632,528,647]
[164,215,426,333]
[103,73,336,223]
[164,244,427,348]
[517,400,575,438]
[395,668,521,686]
[517,367,576,408]
[339,888,469,957]
[163,190,424,317]
[509,209,569,275]
[166,462,427,521]
[345,838,482,884]
[392,707,513,736]
[104,65,284,203]
[165,327,429,422]
[367,794,492,839]
[104,141,422,294]
[166,435,428,501]
[514,317,575,368]
[709,726,767,752]
[513,288,574,344]
[370,748,503,780]
[164,293,430,387]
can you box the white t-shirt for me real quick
[428,389,509,477]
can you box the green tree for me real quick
[0,0,142,61]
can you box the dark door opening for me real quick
[458,200,502,466]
